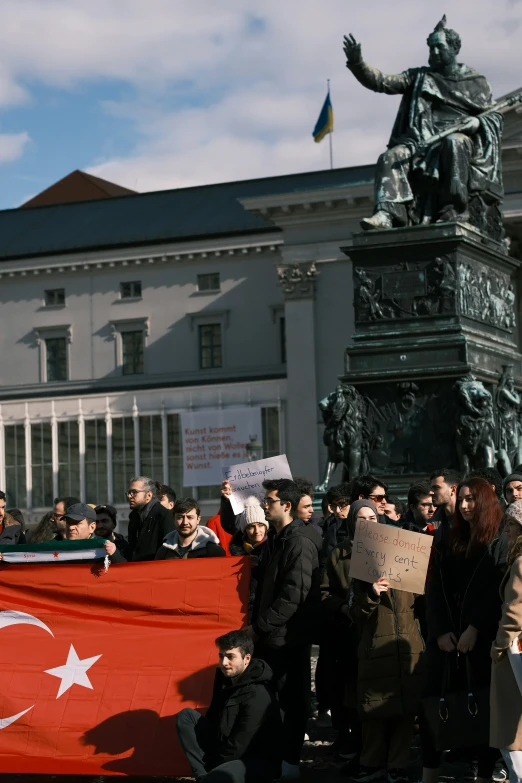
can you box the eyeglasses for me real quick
[419,502,436,509]
[127,489,147,497]
[262,497,282,507]
[368,494,386,503]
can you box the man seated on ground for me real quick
[176,629,282,782]
[155,482,176,510]
[65,503,127,562]
[95,504,132,561]
[156,498,225,559]
[401,481,436,532]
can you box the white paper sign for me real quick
[223,454,293,515]
[181,408,262,487]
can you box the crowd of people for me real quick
[2,466,522,783]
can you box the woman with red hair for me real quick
[421,478,504,783]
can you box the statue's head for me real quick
[427,17,461,72]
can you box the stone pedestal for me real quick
[340,222,522,489]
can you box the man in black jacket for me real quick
[249,478,321,780]
[156,498,225,559]
[176,629,282,782]
[127,476,175,561]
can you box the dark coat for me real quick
[425,537,503,695]
[155,526,225,559]
[252,521,321,650]
[0,524,25,545]
[114,532,132,561]
[349,580,425,718]
[204,658,282,772]
[128,500,175,561]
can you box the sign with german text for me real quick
[349,520,433,594]
[223,454,293,515]
[181,408,262,487]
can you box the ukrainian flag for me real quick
[313,91,333,143]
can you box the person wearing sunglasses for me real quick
[127,476,175,561]
[350,475,388,519]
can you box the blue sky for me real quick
[0,0,520,209]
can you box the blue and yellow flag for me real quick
[313,91,333,143]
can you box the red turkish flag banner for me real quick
[0,557,250,776]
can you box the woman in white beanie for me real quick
[229,496,269,620]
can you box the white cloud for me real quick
[0,0,520,189]
[0,132,30,164]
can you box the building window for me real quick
[5,424,26,508]
[46,337,67,382]
[280,316,286,363]
[85,419,107,503]
[122,331,144,375]
[57,421,80,498]
[31,422,53,508]
[262,407,280,458]
[199,324,222,369]
[120,281,142,299]
[112,417,135,502]
[197,273,220,292]
[44,289,65,307]
[139,415,163,478]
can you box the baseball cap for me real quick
[64,503,97,523]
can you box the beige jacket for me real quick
[491,556,522,750]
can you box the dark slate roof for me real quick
[0,164,374,261]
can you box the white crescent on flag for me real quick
[0,610,54,729]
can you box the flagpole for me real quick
[327,78,333,170]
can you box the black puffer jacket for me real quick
[252,521,321,649]
[128,500,175,561]
[204,658,282,772]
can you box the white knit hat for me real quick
[238,496,269,533]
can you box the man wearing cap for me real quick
[65,503,127,563]
[95,505,132,561]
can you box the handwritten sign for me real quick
[223,454,293,515]
[181,408,262,487]
[349,520,433,594]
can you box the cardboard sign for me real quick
[350,520,433,594]
[222,454,293,515]
[180,408,262,487]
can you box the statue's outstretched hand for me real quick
[460,116,480,136]
[343,34,362,65]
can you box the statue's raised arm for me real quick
[344,17,504,235]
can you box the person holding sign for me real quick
[491,500,522,782]
[422,478,503,783]
[348,500,424,783]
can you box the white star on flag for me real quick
[45,644,102,699]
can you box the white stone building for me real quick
[1,95,522,524]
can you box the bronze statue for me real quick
[343,17,506,231]
[316,383,368,492]
[453,374,496,473]
[495,365,522,474]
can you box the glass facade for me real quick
[57,420,80,497]
[31,422,53,508]
[85,419,108,504]
[4,424,26,508]
[2,406,280,508]
[112,417,136,503]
